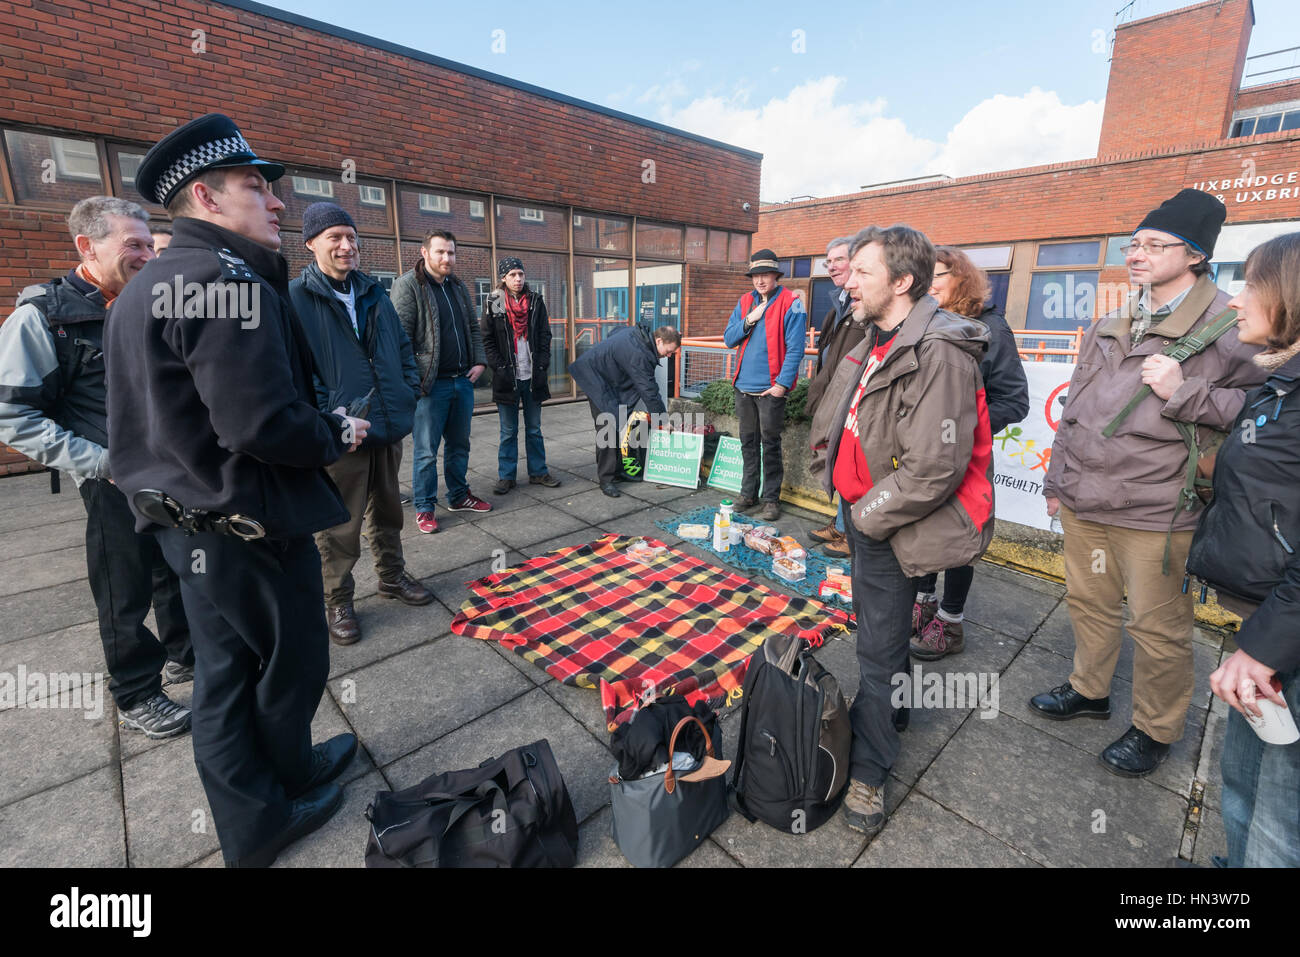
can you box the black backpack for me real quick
[730,633,851,834]
[364,739,578,867]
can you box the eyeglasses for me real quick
[1120,241,1187,257]
[933,270,951,278]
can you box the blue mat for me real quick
[654,506,852,606]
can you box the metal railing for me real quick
[677,327,1083,397]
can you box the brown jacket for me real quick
[1043,275,1266,532]
[809,296,995,577]
[807,303,869,418]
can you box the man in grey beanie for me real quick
[289,201,431,646]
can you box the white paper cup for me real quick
[1245,686,1300,745]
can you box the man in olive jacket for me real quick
[809,224,994,838]
[1032,189,1266,777]
[389,229,491,533]
[289,202,431,647]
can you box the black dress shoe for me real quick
[600,483,622,498]
[1100,725,1170,778]
[892,706,910,733]
[226,782,344,868]
[1028,682,1110,721]
[288,733,358,799]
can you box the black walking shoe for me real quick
[600,483,622,498]
[162,660,194,686]
[1100,725,1171,778]
[288,733,358,799]
[225,782,344,868]
[119,691,192,739]
[1028,682,1111,721]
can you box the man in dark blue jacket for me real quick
[104,114,368,867]
[570,324,679,497]
[290,202,431,646]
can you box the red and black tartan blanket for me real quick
[450,534,851,731]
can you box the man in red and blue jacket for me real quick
[723,249,808,521]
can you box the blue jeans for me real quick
[1221,664,1300,867]
[835,495,846,533]
[497,379,548,480]
[412,376,473,511]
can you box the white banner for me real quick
[992,361,1075,531]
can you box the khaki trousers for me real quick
[316,443,406,606]
[1060,505,1195,744]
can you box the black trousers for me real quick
[734,389,785,502]
[914,565,976,616]
[156,529,329,863]
[589,400,622,486]
[78,479,192,709]
[845,517,918,787]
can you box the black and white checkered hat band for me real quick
[152,134,254,203]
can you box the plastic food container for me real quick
[773,555,806,583]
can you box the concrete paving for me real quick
[0,400,1230,868]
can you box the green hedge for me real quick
[696,378,811,424]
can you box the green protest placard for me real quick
[707,436,761,494]
[643,429,704,490]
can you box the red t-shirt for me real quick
[833,338,894,503]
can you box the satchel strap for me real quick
[664,715,715,794]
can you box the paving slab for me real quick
[329,633,533,767]
[326,590,453,681]
[513,469,598,504]
[121,733,219,868]
[398,520,517,579]
[0,544,88,598]
[856,791,1040,868]
[522,529,609,558]
[552,486,654,525]
[591,505,681,541]
[468,501,593,550]
[1200,693,1230,811]
[916,714,1189,867]
[0,580,100,644]
[0,488,86,534]
[997,642,1208,799]
[0,695,115,807]
[272,771,385,868]
[960,564,1063,641]
[1192,804,1228,868]
[0,621,104,709]
[384,687,613,825]
[0,766,125,867]
[421,549,529,621]
[2,517,86,561]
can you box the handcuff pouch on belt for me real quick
[133,489,266,541]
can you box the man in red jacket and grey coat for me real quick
[1031,188,1266,777]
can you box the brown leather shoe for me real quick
[377,572,434,606]
[327,603,361,645]
[821,534,850,558]
[809,522,839,544]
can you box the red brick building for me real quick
[0,0,761,473]
[747,0,1300,343]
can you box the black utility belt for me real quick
[133,489,266,541]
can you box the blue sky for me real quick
[257,0,1300,200]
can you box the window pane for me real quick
[986,272,1011,316]
[397,186,489,243]
[1283,112,1300,132]
[729,232,750,264]
[106,145,158,210]
[574,256,631,394]
[275,169,393,234]
[708,229,729,263]
[1104,236,1130,266]
[1214,261,1247,295]
[1035,240,1101,267]
[636,261,682,328]
[283,232,398,285]
[572,212,630,255]
[1255,113,1282,135]
[636,221,683,259]
[495,200,567,249]
[4,130,102,205]
[1026,271,1100,330]
[685,227,707,261]
[494,249,572,396]
[962,245,1012,270]
[792,258,811,278]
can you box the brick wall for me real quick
[1233,78,1300,114]
[684,263,749,337]
[1097,0,1253,157]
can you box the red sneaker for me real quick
[447,493,492,513]
[415,510,439,533]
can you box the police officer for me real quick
[104,114,369,867]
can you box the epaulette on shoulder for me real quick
[211,247,258,282]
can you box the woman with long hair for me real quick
[910,246,1029,659]
[480,257,560,493]
[1186,232,1300,867]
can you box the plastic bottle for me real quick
[713,500,733,552]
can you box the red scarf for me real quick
[505,291,529,340]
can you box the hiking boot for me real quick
[327,603,361,645]
[377,572,434,606]
[529,473,561,488]
[119,691,191,739]
[841,779,885,836]
[809,522,839,544]
[415,510,439,534]
[162,660,194,686]
[759,501,781,522]
[448,493,492,513]
[492,478,515,495]
[821,533,850,558]
[911,594,939,640]
[911,616,965,660]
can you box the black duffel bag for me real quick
[364,739,578,867]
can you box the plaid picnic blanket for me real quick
[450,534,851,731]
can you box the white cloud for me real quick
[644,76,1103,202]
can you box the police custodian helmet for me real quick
[135,113,286,207]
